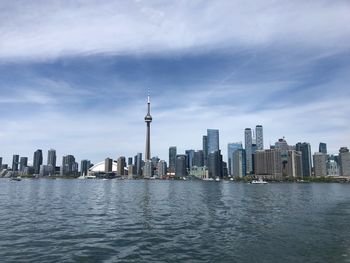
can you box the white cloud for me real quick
[0,0,349,60]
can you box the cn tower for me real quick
[144,91,152,161]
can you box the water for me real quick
[0,179,349,263]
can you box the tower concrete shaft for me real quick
[144,94,152,161]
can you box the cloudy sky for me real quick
[0,0,349,165]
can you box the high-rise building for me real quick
[80,160,91,176]
[232,149,246,177]
[193,150,204,167]
[144,92,152,161]
[339,147,350,176]
[254,149,282,179]
[327,160,339,176]
[60,155,77,176]
[19,157,28,172]
[157,160,167,178]
[202,135,208,165]
[135,153,142,177]
[207,129,219,154]
[169,146,177,174]
[47,149,56,168]
[185,150,195,169]
[104,158,113,173]
[296,142,312,177]
[0,157,2,170]
[256,125,264,150]
[12,154,19,172]
[313,153,327,176]
[244,128,253,175]
[117,156,126,176]
[128,157,133,166]
[319,143,327,154]
[33,150,43,174]
[175,155,187,177]
[143,160,153,178]
[227,142,243,175]
[208,150,222,179]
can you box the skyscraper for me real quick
[117,156,126,176]
[313,153,327,176]
[208,150,222,179]
[47,149,56,168]
[144,92,152,161]
[169,146,177,174]
[227,142,243,175]
[202,135,208,166]
[256,125,264,150]
[339,147,350,176]
[135,153,142,177]
[319,143,327,154]
[33,150,43,174]
[12,154,19,172]
[19,157,28,172]
[185,149,195,169]
[232,149,246,177]
[296,142,312,177]
[60,155,77,176]
[80,160,91,176]
[175,155,187,177]
[244,128,253,175]
[207,129,219,154]
[193,150,204,167]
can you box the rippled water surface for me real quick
[1,179,350,262]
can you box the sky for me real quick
[0,0,349,165]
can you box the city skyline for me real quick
[0,1,349,164]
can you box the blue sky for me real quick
[0,0,349,165]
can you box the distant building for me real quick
[339,147,350,176]
[168,146,177,174]
[12,154,19,172]
[256,125,264,150]
[185,150,195,169]
[19,157,28,172]
[189,166,208,179]
[105,158,113,173]
[143,160,153,178]
[193,150,204,167]
[327,160,339,176]
[319,143,327,154]
[157,160,167,178]
[296,142,312,177]
[207,129,219,154]
[244,128,253,174]
[0,157,2,170]
[254,149,282,179]
[232,149,246,178]
[228,142,243,176]
[61,155,77,176]
[128,157,133,166]
[134,153,142,177]
[33,149,43,174]
[80,160,91,176]
[202,135,208,166]
[313,153,327,176]
[208,150,222,179]
[128,164,134,179]
[47,149,56,168]
[175,155,187,177]
[40,164,54,176]
[117,156,126,176]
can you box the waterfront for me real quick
[0,179,349,262]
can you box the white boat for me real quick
[78,175,86,179]
[86,175,96,179]
[215,177,220,182]
[202,177,214,181]
[230,178,234,181]
[251,178,268,184]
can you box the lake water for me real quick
[0,179,349,262]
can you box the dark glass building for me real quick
[296,142,312,177]
[175,154,187,177]
[169,146,177,174]
[12,154,19,172]
[319,143,327,154]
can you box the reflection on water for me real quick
[0,179,350,263]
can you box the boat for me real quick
[86,175,96,179]
[10,177,22,181]
[78,175,86,179]
[250,178,268,184]
[215,177,220,182]
[230,178,234,181]
[202,177,214,181]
